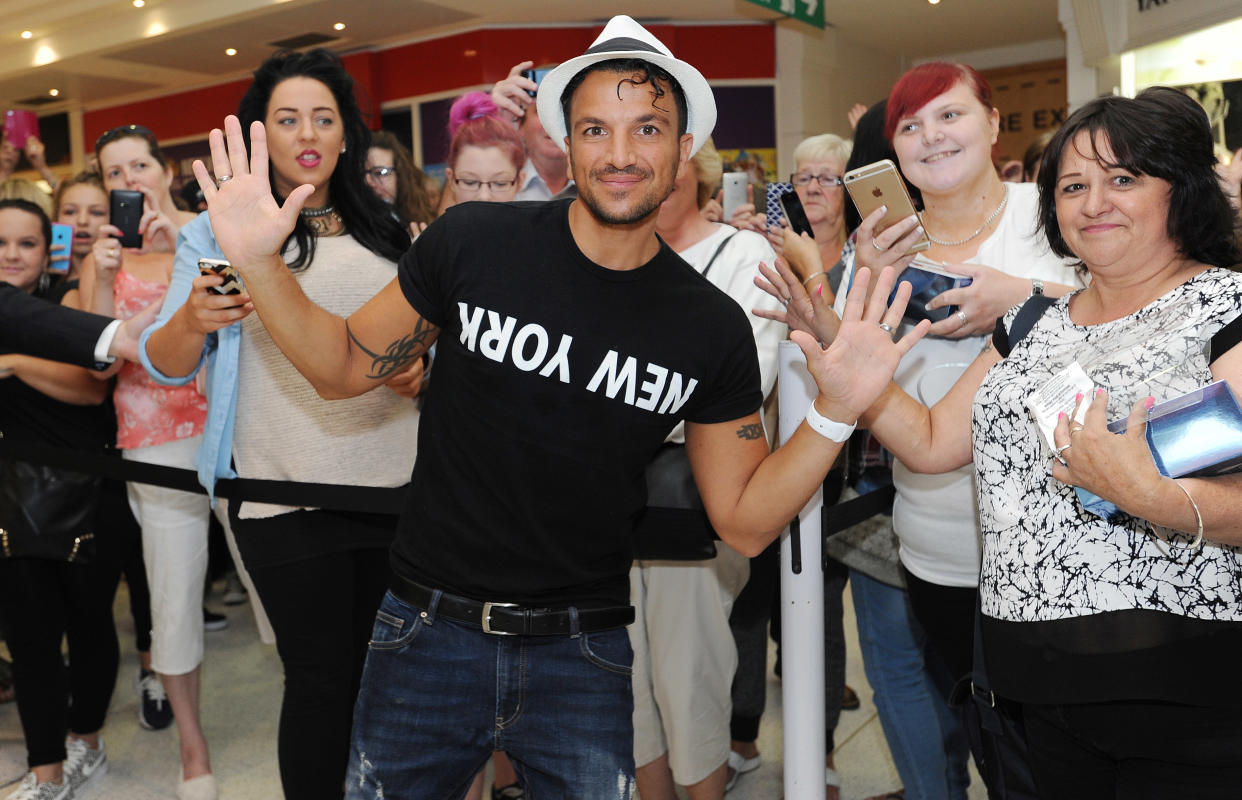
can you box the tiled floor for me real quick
[1,577,985,799]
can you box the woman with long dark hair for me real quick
[365,130,436,233]
[139,49,418,799]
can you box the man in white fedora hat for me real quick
[186,13,922,798]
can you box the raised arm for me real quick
[691,266,929,555]
[755,242,994,474]
[189,116,438,398]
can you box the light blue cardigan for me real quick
[138,213,239,502]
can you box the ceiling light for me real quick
[333,22,346,31]
[225,47,237,56]
[48,88,59,96]
[928,0,940,4]
[132,0,145,7]
[20,30,32,39]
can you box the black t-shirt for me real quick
[0,281,111,452]
[393,199,762,607]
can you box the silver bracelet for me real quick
[1169,478,1205,551]
[804,401,856,443]
[802,271,827,287]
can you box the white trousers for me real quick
[124,436,212,676]
[629,542,750,785]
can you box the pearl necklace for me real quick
[926,185,1008,247]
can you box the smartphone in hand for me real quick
[109,189,143,249]
[844,159,930,254]
[721,172,747,222]
[198,258,243,295]
[49,223,73,273]
[888,257,973,323]
[519,67,554,98]
[3,110,39,150]
[778,190,815,238]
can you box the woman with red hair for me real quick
[440,92,526,213]
[779,62,1083,799]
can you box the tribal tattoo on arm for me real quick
[736,423,765,441]
[346,316,439,380]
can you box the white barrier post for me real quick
[777,340,826,799]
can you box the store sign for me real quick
[997,106,1068,133]
[1125,0,1238,51]
[744,0,825,30]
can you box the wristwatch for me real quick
[1030,278,1045,297]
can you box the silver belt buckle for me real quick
[481,601,519,635]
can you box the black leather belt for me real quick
[390,575,634,636]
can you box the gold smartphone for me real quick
[843,159,930,254]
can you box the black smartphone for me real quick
[778,189,815,238]
[198,257,243,295]
[888,260,973,323]
[109,189,143,249]
[520,67,554,98]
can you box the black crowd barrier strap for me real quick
[0,440,407,515]
[823,485,896,538]
[3,441,894,530]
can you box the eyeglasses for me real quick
[94,124,157,154]
[453,177,517,193]
[365,166,396,180]
[791,172,844,189]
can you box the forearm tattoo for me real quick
[736,423,764,441]
[346,317,438,380]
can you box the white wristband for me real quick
[804,401,856,443]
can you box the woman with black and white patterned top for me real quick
[761,86,1242,798]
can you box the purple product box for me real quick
[1074,380,1242,519]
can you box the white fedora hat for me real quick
[536,15,716,156]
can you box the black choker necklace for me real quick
[300,205,340,236]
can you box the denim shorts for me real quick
[346,589,637,799]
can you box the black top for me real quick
[0,281,111,452]
[392,199,762,607]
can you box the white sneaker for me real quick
[3,772,74,800]
[63,738,107,792]
[176,773,218,800]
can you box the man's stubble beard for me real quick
[574,165,677,227]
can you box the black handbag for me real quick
[0,458,99,563]
[949,597,1040,800]
[633,443,718,560]
[632,232,740,562]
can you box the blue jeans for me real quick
[345,589,637,800]
[851,569,969,800]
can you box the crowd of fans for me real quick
[2,13,1241,800]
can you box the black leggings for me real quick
[99,478,153,654]
[232,509,393,800]
[902,566,977,694]
[0,556,121,768]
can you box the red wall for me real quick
[83,23,774,151]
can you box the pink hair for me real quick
[884,62,993,141]
[446,91,525,172]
